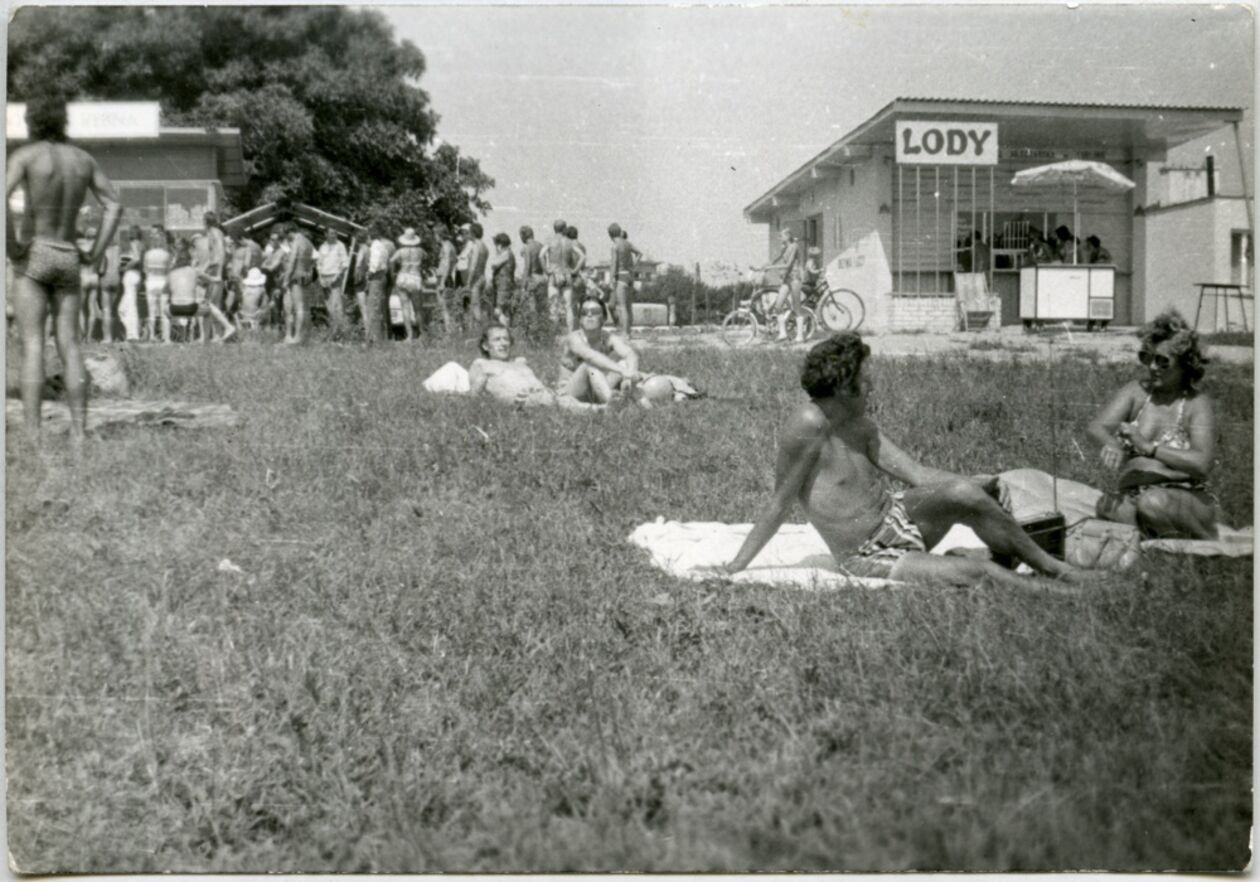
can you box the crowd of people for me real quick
[64,212,647,348]
[6,93,1226,576]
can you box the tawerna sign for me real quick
[895,121,999,166]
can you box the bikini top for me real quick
[1132,394,1192,451]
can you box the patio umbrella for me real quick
[1011,160,1135,264]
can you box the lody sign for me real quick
[895,121,999,166]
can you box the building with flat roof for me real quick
[6,101,246,237]
[745,97,1249,332]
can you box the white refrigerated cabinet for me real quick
[1018,264,1115,325]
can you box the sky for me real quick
[380,4,1253,266]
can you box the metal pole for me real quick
[935,166,940,293]
[952,169,958,274]
[916,166,922,294]
[988,166,995,287]
[1233,121,1255,243]
[970,167,977,276]
[897,165,903,294]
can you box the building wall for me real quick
[763,154,892,266]
[1140,198,1242,327]
[91,143,219,182]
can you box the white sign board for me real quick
[895,120,998,166]
[7,101,161,140]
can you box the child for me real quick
[802,246,824,300]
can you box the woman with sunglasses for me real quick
[1087,309,1218,538]
[557,297,645,404]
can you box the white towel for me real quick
[421,361,470,394]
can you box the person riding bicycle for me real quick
[800,246,824,302]
[766,228,806,343]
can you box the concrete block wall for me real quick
[886,295,959,332]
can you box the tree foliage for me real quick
[7,6,493,232]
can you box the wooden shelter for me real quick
[223,200,365,240]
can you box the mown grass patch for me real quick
[6,337,1252,872]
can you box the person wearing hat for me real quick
[317,227,349,333]
[390,227,426,340]
[237,266,270,332]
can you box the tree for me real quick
[7,6,493,233]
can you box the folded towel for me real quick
[422,361,470,394]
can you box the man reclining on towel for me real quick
[712,333,1090,589]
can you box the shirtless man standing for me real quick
[715,333,1087,589]
[518,225,547,321]
[607,222,642,337]
[542,219,578,331]
[7,93,122,451]
[281,223,316,344]
[201,212,228,338]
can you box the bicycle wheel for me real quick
[785,307,817,343]
[818,288,865,331]
[720,309,758,346]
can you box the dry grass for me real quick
[6,334,1252,872]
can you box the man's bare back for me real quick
[9,142,108,246]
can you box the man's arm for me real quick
[868,429,960,486]
[467,359,489,395]
[607,335,640,376]
[85,159,122,266]
[722,407,827,574]
[6,151,28,258]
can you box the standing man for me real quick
[518,225,547,323]
[566,225,587,302]
[434,223,459,335]
[281,223,316,344]
[543,219,578,331]
[316,227,349,333]
[467,222,490,326]
[607,222,642,337]
[6,92,122,451]
[364,220,395,343]
[201,211,228,339]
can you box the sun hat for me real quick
[398,227,421,246]
[244,267,267,287]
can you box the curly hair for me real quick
[1138,309,1209,389]
[800,332,870,399]
[478,323,512,357]
[25,92,69,143]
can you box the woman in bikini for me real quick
[556,297,645,405]
[1087,309,1219,538]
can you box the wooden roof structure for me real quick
[223,200,365,239]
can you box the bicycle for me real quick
[720,267,817,346]
[810,282,866,333]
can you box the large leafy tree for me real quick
[7,6,493,231]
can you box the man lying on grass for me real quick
[469,324,604,412]
[713,333,1089,588]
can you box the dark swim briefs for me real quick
[14,238,82,295]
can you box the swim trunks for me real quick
[839,492,927,579]
[395,272,424,295]
[16,238,82,296]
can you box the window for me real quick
[804,215,821,250]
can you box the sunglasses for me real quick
[580,307,604,317]
[1138,350,1174,370]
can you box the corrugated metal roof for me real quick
[897,96,1245,112]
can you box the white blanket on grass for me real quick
[629,468,1252,590]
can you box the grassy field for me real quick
[5,334,1253,872]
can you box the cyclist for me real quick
[801,246,824,302]
[766,227,806,343]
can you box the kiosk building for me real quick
[744,97,1250,331]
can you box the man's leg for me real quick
[889,551,1079,595]
[291,282,308,343]
[773,284,790,340]
[50,288,87,450]
[13,277,51,448]
[469,279,484,326]
[901,478,1079,580]
[562,284,576,332]
[613,280,629,336]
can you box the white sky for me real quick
[380,4,1254,266]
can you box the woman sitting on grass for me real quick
[469,324,603,412]
[1087,309,1218,538]
[556,297,644,405]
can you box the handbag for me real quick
[1066,518,1141,571]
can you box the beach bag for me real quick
[1066,518,1141,571]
